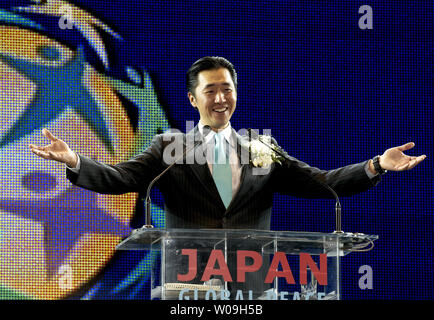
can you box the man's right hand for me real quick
[29,128,78,168]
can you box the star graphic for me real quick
[0,182,132,279]
[0,45,114,153]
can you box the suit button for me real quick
[222,217,227,227]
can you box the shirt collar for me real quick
[198,121,233,144]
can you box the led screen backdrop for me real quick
[0,0,432,300]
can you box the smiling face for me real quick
[188,68,237,131]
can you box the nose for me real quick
[214,89,226,104]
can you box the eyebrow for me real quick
[202,82,232,90]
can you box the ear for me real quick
[188,92,197,108]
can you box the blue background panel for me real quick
[0,0,432,300]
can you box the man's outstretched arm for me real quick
[271,141,426,198]
[30,128,164,195]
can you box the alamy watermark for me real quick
[159,121,276,176]
[57,263,73,290]
[359,5,373,30]
[358,264,373,290]
[59,5,74,30]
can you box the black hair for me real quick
[186,56,237,96]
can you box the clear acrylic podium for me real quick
[116,228,378,300]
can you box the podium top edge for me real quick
[115,227,378,250]
[128,227,378,238]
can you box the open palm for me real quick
[380,142,426,171]
[29,128,78,168]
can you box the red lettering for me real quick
[201,249,233,282]
[177,249,197,282]
[177,249,328,285]
[265,252,295,284]
[237,250,263,282]
[300,253,327,285]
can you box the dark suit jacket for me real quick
[66,126,380,229]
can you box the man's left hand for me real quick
[371,142,426,174]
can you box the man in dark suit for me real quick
[29,56,426,230]
[29,56,426,298]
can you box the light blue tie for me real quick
[212,133,232,208]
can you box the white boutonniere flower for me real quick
[248,137,283,168]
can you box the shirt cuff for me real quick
[364,160,378,179]
[65,153,81,173]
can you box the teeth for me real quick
[214,107,227,112]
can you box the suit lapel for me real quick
[225,131,254,212]
[185,127,223,205]
[189,161,223,204]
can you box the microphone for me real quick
[247,129,343,233]
[141,129,206,229]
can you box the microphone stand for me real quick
[248,129,343,233]
[142,136,203,229]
